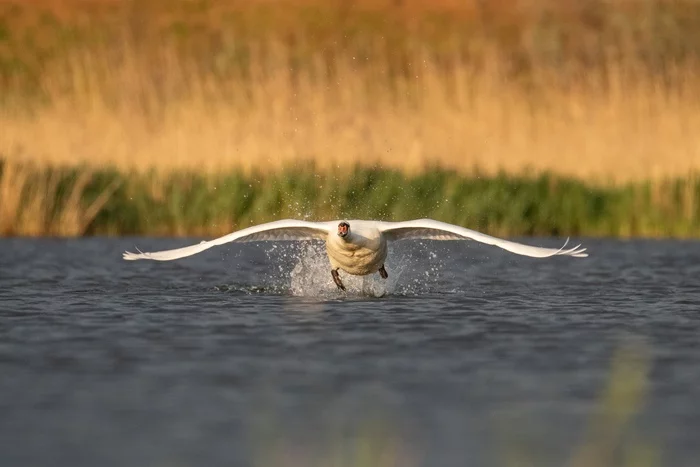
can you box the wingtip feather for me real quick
[554,238,590,258]
[568,247,588,258]
[123,250,145,260]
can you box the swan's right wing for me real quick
[377,219,588,258]
[123,219,333,261]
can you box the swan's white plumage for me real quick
[122,218,588,264]
[377,218,588,258]
[122,219,333,261]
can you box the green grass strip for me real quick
[2,160,699,238]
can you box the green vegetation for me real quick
[2,159,699,238]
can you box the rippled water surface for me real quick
[1,236,699,467]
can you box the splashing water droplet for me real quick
[287,245,401,298]
[211,242,451,298]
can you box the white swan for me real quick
[123,219,588,290]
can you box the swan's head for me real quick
[337,221,350,238]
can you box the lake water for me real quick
[1,236,699,467]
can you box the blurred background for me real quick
[1,0,700,237]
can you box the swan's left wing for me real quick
[377,219,588,258]
[123,219,333,261]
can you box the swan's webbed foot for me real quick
[331,269,346,291]
[379,265,388,279]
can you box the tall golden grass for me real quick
[3,37,700,184]
[2,0,700,237]
[3,0,700,183]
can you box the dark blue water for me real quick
[1,236,699,467]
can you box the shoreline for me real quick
[2,161,699,239]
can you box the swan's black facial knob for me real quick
[337,221,350,238]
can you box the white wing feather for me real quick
[123,219,332,261]
[377,219,588,258]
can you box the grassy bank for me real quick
[2,160,699,238]
[3,1,700,238]
[2,1,700,183]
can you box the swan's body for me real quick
[123,218,588,290]
[325,221,388,276]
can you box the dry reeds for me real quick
[2,0,700,236]
[2,38,700,184]
[2,0,700,184]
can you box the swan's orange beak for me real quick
[337,222,349,237]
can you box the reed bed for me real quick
[3,39,700,183]
[2,159,699,238]
[2,0,700,237]
[2,0,700,183]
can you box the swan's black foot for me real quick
[331,269,346,291]
[379,265,388,279]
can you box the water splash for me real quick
[215,241,450,298]
[286,244,406,298]
[285,242,448,298]
[213,283,290,295]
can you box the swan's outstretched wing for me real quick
[123,219,333,261]
[377,219,588,258]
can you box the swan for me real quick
[122,219,588,291]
